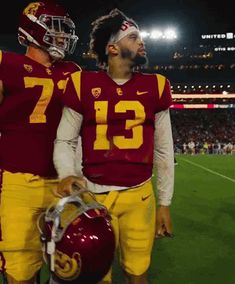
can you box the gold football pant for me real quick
[94,180,156,282]
[0,170,59,281]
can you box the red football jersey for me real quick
[0,50,80,177]
[62,70,172,186]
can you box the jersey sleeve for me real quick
[68,61,82,72]
[61,70,83,113]
[155,74,173,112]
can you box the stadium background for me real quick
[0,0,235,283]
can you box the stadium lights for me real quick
[164,29,177,40]
[140,28,178,41]
[150,30,163,39]
[140,31,150,38]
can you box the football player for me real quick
[53,9,175,284]
[0,1,81,284]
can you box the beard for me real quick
[133,53,148,67]
[120,48,148,67]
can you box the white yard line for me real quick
[180,157,235,183]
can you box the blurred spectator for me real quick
[171,109,235,154]
[188,140,195,155]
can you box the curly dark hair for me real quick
[89,8,138,68]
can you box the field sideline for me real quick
[1,154,235,284]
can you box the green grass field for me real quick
[149,154,235,284]
[2,154,235,284]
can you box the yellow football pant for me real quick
[94,180,156,282]
[0,170,59,281]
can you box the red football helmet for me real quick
[38,191,115,284]
[18,1,78,60]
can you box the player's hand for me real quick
[53,175,87,198]
[155,205,173,239]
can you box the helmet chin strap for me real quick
[48,46,65,60]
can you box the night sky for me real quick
[0,0,234,41]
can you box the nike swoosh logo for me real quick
[137,90,148,95]
[142,194,151,201]
[63,72,70,76]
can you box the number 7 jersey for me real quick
[62,70,172,186]
[0,50,80,177]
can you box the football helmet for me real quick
[38,190,115,284]
[18,2,78,60]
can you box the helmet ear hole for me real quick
[39,194,116,283]
[18,35,26,46]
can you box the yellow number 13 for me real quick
[94,100,146,150]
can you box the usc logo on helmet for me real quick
[23,2,42,16]
[39,193,115,283]
[55,250,81,280]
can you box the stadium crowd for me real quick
[171,109,235,154]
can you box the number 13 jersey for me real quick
[62,70,172,186]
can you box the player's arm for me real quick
[153,109,174,238]
[53,106,86,197]
[0,80,3,104]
